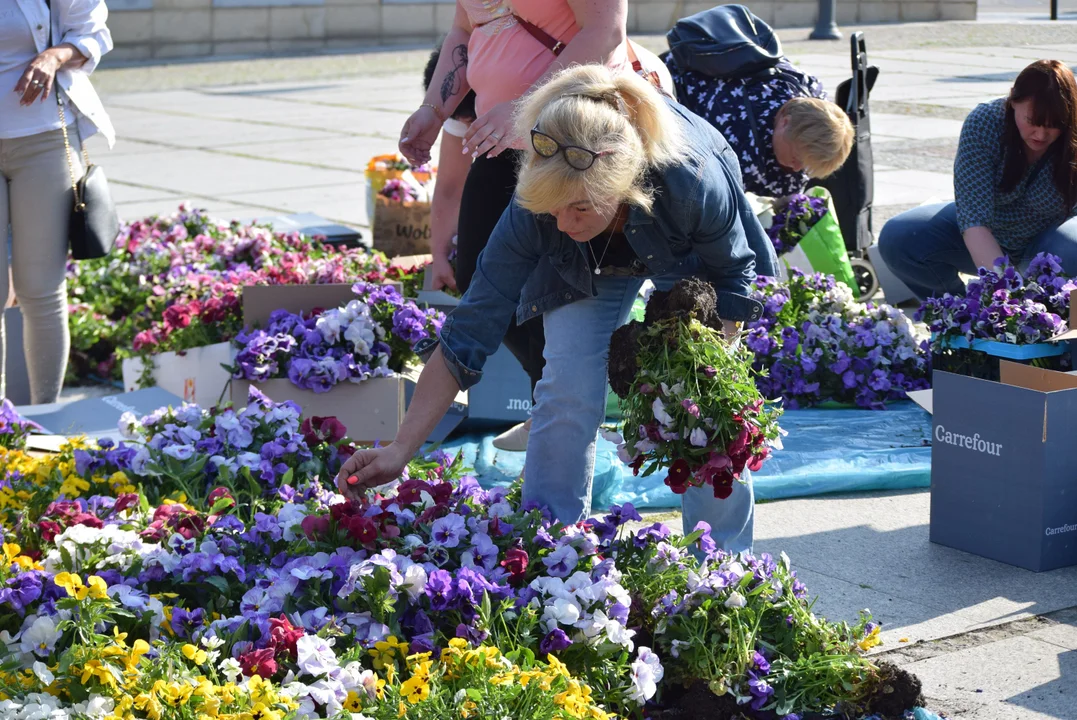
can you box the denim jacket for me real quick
[427,99,778,391]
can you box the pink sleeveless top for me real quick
[461,0,630,117]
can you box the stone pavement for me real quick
[76,19,1077,719]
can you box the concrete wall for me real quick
[106,0,977,61]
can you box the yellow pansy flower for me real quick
[54,572,88,600]
[159,682,194,707]
[87,575,108,599]
[400,674,430,704]
[370,635,410,670]
[182,644,209,665]
[134,690,164,720]
[79,659,118,689]
[546,654,570,678]
[858,625,882,651]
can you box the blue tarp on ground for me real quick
[439,402,933,510]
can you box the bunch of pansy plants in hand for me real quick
[0,388,928,720]
[917,253,1074,350]
[608,279,784,498]
[231,282,444,393]
[766,193,830,256]
[0,399,40,451]
[64,205,425,384]
[745,271,930,410]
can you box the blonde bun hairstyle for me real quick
[514,64,685,217]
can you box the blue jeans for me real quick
[520,257,755,554]
[878,202,1077,300]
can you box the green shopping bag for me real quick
[606,297,647,419]
[780,187,859,298]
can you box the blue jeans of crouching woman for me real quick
[520,255,755,554]
[878,202,1077,300]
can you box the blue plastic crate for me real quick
[935,335,1067,360]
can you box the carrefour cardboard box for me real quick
[231,284,466,445]
[921,362,1077,572]
[414,290,532,428]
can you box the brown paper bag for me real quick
[372,196,432,257]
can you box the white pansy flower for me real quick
[31,662,54,686]
[20,616,58,658]
[219,657,242,684]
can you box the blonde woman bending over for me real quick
[338,65,776,552]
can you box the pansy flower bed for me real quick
[745,272,930,410]
[231,283,444,393]
[65,206,423,384]
[0,392,927,720]
[0,400,40,450]
[917,254,1073,379]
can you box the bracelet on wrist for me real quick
[420,103,445,123]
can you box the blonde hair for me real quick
[780,97,855,179]
[514,64,685,217]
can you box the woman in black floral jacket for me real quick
[666,55,853,198]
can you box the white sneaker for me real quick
[492,418,531,452]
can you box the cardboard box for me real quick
[234,283,466,444]
[241,284,358,328]
[414,291,533,429]
[121,342,235,409]
[372,197,432,258]
[917,362,1077,572]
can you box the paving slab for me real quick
[1027,608,1077,652]
[110,181,192,205]
[104,148,363,196]
[83,135,169,157]
[904,635,1077,719]
[752,491,1077,647]
[220,183,371,227]
[781,565,975,648]
[872,114,967,140]
[106,105,345,147]
[114,197,262,223]
[225,135,400,173]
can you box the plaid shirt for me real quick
[955,98,1077,255]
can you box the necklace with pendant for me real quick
[588,227,616,275]
[587,207,624,276]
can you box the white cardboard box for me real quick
[121,342,235,409]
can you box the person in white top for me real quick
[421,47,477,294]
[1,0,114,404]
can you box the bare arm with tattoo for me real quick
[399,4,474,165]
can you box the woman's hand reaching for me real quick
[334,444,411,502]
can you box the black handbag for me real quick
[46,0,119,260]
[666,4,783,80]
[56,96,120,260]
